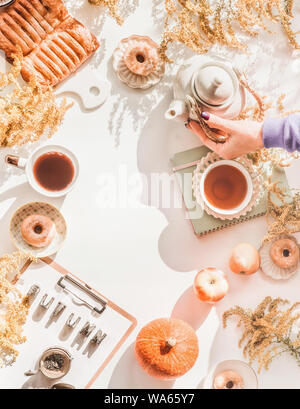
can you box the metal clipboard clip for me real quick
[57,275,107,316]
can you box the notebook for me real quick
[171,146,290,236]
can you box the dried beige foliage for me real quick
[161,0,299,61]
[88,0,124,25]
[0,251,35,367]
[0,48,72,147]
[261,177,300,243]
[223,297,300,372]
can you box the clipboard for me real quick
[1,257,137,389]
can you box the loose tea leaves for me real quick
[223,297,300,372]
[161,0,300,61]
[44,353,65,371]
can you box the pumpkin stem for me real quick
[166,337,177,348]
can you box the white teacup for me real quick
[5,145,79,198]
[200,160,253,216]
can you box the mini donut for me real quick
[21,214,56,248]
[123,44,158,77]
[213,370,244,389]
[270,237,300,270]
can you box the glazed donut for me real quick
[21,214,56,248]
[123,44,158,77]
[213,370,244,389]
[270,237,300,270]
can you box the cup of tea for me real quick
[200,160,253,216]
[5,145,79,197]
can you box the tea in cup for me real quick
[5,145,79,197]
[200,160,253,216]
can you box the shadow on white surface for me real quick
[108,343,174,389]
[106,57,174,148]
[171,286,212,330]
[136,89,268,273]
[196,376,206,389]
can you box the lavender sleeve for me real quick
[263,114,300,152]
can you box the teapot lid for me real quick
[193,63,237,106]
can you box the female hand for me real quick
[186,112,264,159]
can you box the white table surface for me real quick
[1,0,300,389]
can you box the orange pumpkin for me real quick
[229,242,260,275]
[135,318,199,380]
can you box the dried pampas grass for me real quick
[0,251,35,367]
[223,297,300,372]
[88,0,124,25]
[0,48,72,148]
[161,0,300,61]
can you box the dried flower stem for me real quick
[0,48,72,147]
[161,0,299,61]
[88,0,124,25]
[223,297,300,372]
[0,251,36,367]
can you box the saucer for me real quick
[192,152,263,220]
[203,359,258,389]
[10,202,67,258]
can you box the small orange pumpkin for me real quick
[135,318,199,380]
[229,242,260,275]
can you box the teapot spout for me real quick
[165,100,187,120]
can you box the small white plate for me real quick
[203,359,258,389]
[10,202,67,258]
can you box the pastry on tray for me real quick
[0,0,99,87]
[21,17,100,87]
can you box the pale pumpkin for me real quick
[135,318,199,380]
[229,242,260,275]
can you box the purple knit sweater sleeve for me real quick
[263,114,300,152]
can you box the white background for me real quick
[1,0,300,389]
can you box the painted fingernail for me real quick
[201,112,210,120]
[184,118,191,128]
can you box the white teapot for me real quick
[165,55,245,121]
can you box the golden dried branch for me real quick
[88,0,124,25]
[161,0,299,61]
[262,177,300,243]
[0,48,72,147]
[223,297,300,372]
[0,251,36,367]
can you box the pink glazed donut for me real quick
[213,370,245,389]
[21,214,56,248]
